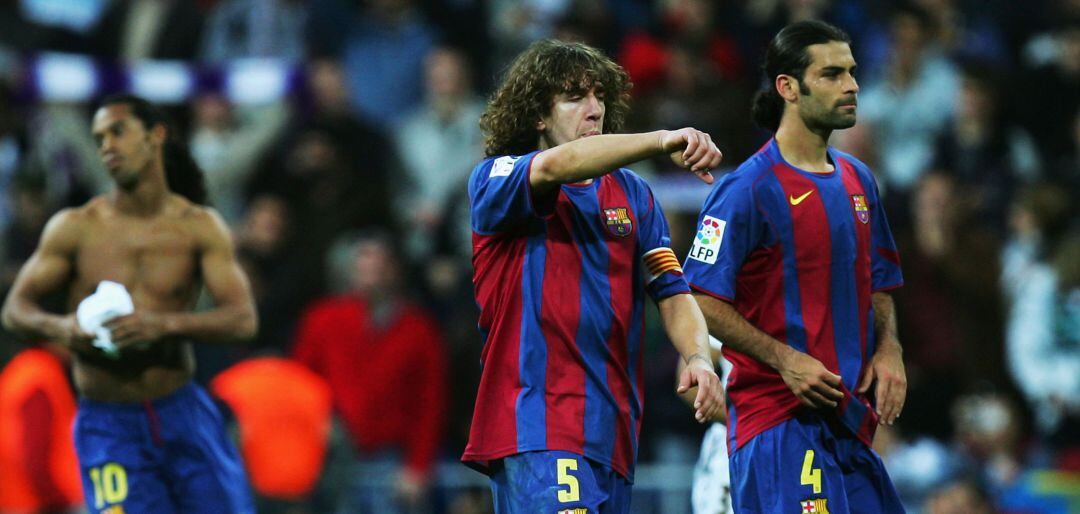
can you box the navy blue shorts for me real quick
[490,450,632,514]
[729,414,904,514]
[73,382,254,514]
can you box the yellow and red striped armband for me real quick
[642,247,683,284]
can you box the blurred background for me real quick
[0,0,1076,513]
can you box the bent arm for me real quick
[658,293,712,364]
[1,210,86,345]
[159,209,257,343]
[529,128,720,195]
[658,293,723,422]
[693,292,844,409]
[692,292,792,369]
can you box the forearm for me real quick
[658,293,711,364]
[162,304,257,343]
[871,292,901,349]
[532,131,665,190]
[1,297,70,342]
[693,293,793,371]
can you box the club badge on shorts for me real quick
[851,195,869,224]
[603,207,633,237]
[799,498,830,513]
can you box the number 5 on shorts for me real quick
[800,450,822,494]
[557,458,581,503]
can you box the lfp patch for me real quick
[604,207,633,237]
[688,215,726,264]
[851,195,869,224]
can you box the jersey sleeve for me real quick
[635,181,690,301]
[867,175,903,291]
[683,174,765,302]
[468,151,549,234]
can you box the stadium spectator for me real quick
[1002,184,1080,445]
[199,0,308,64]
[87,0,204,61]
[292,231,448,514]
[859,2,959,201]
[189,94,289,224]
[393,46,485,260]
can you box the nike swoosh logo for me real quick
[789,190,814,205]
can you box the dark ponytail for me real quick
[98,94,208,205]
[751,88,785,133]
[162,138,207,205]
[752,20,851,132]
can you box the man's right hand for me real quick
[777,348,845,409]
[659,128,723,183]
[60,314,96,353]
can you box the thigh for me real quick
[74,409,176,514]
[840,441,905,514]
[160,387,255,514]
[728,417,850,514]
[596,468,633,514]
[489,451,607,514]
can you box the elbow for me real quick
[232,307,258,343]
[529,150,565,188]
[1,302,21,334]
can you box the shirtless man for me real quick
[2,94,257,514]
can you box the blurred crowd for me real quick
[0,0,1076,513]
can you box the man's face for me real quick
[793,42,860,131]
[350,240,398,294]
[91,104,162,188]
[538,85,606,149]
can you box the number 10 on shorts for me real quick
[89,462,129,509]
[800,450,822,494]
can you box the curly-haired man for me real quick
[461,39,725,513]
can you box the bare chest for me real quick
[73,218,200,308]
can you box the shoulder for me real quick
[168,197,234,247]
[831,148,879,185]
[39,200,100,250]
[831,148,872,174]
[171,196,227,230]
[469,152,539,192]
[719,153,775,193]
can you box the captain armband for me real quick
[642,247,683,285]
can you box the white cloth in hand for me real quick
[76,281,134,357]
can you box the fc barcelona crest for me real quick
[851,195,869,224]
[603,207,633,237]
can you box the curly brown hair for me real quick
[481,39,633,157]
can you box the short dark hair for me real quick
[751,21,852,132]
[98,94,208,205]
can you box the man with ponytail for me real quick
[2,94,257,513]
[683,21,908,513]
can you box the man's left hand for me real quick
[677,355,723,423]
[857,338,906,425]
[106,311,170,349]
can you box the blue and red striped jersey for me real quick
[683,139,903,451]
[462,151,689,480]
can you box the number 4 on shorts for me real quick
[800,450,822,494]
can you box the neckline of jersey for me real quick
[769,138,840,180]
